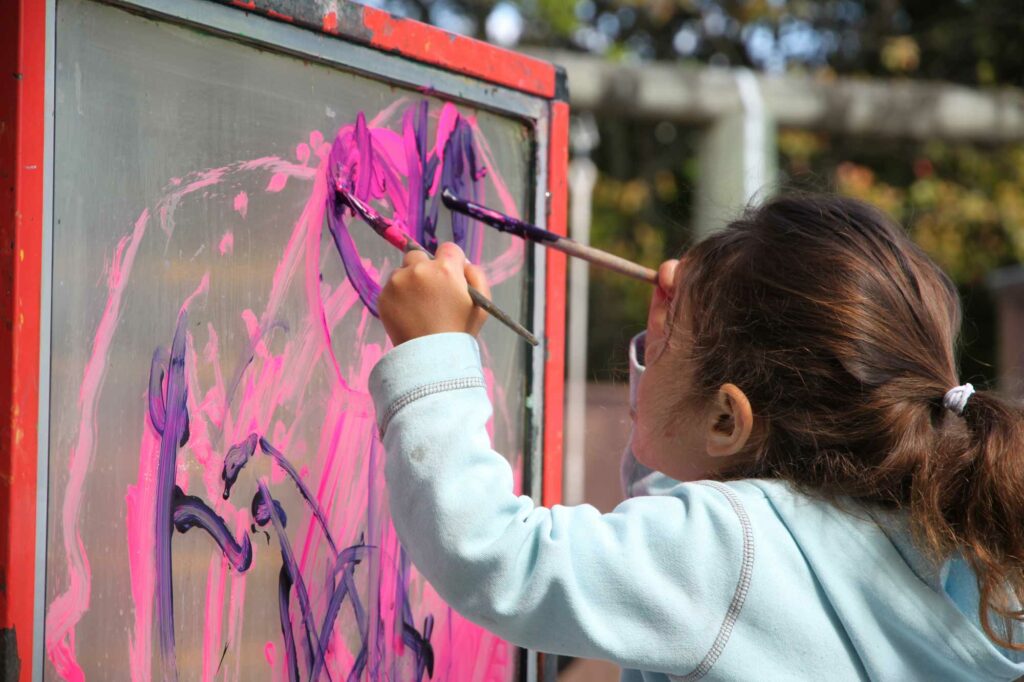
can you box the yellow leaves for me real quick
[778,130,826,173]
[836,161,876,195]
[881,36,920,73]
[836,162,903,217]
[654,169,678,202]
[594,176,652,215]
[995,182,1024,261]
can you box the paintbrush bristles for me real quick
[335,187,540,346]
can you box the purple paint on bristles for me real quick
[442,187,559,244]
[334,187,411,252]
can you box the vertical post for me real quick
[693,69,777,239]
[988,266,1024,399]
[542,97,570,509]
[563,114,598,505]
[0,1,47,680]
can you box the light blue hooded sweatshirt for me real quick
[368,332,1024,681]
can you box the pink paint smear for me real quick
[45,100,525,681]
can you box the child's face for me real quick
[633,305,722,482]
[633,268,755,482]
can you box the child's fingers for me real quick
[402,249,430,267]
[464,263,490,335]
[657,259,679,297]
[646,259,681,353]
[434,242,466,273]
[465,263,490,299]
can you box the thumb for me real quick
[465,263,490,336]
[465,262,490,299]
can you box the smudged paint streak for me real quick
[49,99,523,681]
[45,209,150,682]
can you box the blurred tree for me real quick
[778,132,1024,384]
[365,0,1023,86]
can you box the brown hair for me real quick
[671,193,1024,648]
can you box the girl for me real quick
[368,193,1024,680]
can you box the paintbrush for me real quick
[441,188,658,284]
[335,187,540,347]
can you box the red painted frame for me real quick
[218,0,558,99]
[0,2,567,679]
[1,0,46,679]
[542,101,569,509]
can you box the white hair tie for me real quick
[942,383,975,416]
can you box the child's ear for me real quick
[705,383,754,458]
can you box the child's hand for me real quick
[378,242,490,346]
[645,259,680,363]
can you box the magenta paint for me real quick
[46,99,523,681]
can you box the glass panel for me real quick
[45,1,533,679]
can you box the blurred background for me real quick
[359,1,1024,678]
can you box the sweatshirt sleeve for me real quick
[369,332,752,675]
[621,332,685,498]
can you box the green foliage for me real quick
[535,0,578,37]
[401,0,1024,87]
[778,131,1024,284]
[584,120,699,378]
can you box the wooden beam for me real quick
[530,50,1024,143]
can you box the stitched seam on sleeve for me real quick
[379,377,486,436]
[671,481,756,682]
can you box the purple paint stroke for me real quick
[402,614,435,681]
[259,437,340,557]
[148,348,168,435]
[115,102,523,682]
[278,567,299,682]
[325,101,491,317]
[397,547,435,681]
[152,312,189,682]
[436,119,480,250]
[402,101,429,246]
[171,486,253,572]
[222,433,340,559]
[256,480,331,682]
[251,490,288,529]
[311,544,370,682]
[221,433,258,500]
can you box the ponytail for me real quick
[915,389,1024,650]
[672,193,1024,653]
